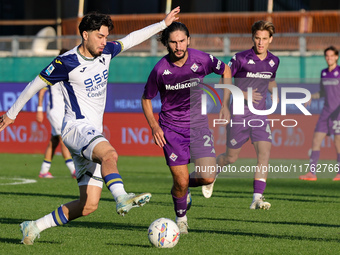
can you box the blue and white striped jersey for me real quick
[39,42,122,132]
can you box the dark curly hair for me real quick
[78,12,114,38]
[159,22,190,47]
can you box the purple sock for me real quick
[253,180,266,194]
[337,153,340,174]
[172,190,188,217]
[309,150,320,174]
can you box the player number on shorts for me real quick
[203,135,214,147]
[266,124,272,140]
[332,120,340,133]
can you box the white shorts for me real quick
[62,121,108,186]
[76,161,103,188]
[50,124,60,137]
[47,103,64,136]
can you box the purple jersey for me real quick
[226,48,279,148]
[315,65,340,135]
[228,47,280,115]
[143,48,225,128]
[320,65,340,111]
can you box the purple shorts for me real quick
[315,107,340,135]
[161,124,216,166]
[226,115,272,149]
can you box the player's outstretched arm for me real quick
[0,114,14,133]
[118,6,180,52]
[0,76,48,132]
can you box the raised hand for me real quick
[164,6,180,26]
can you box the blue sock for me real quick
[52,206,69,226]
[104,173,127,200]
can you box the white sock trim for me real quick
[176,215,187,222]
[253,193,262,201]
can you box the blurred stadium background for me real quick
[0,0,340,161]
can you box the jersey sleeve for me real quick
[39,56,74,85]
[269,57,280,81]
[204,53,225,76]
[228,54,242,77]
[103,41,123,59]
[143,68,160,100]
[117,21,167,52]
[6,75,47,120]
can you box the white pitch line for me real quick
[0,177,37,185]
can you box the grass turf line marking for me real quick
[0,177,37,185]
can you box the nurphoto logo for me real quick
[200,84,312,128]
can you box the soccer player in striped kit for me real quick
[36,49,76,179]
[0,7,180,245]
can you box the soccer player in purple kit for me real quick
[212,20,280,210]
[0,8,180,245]
[299,46,340,181]
[142,22,230,233]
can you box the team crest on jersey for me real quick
[99,58,106,65]
[230,139,237,146]
[169,153,178,161]
[247,59,255,65]
[162,69,172,75]
[269,59,275,67]
[45,64,55,76]
[334,70,339,77]
[191,63,199,72]
[87,129,95,135]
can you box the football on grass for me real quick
[148,218,180,248]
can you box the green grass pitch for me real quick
[0,153,339,254]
